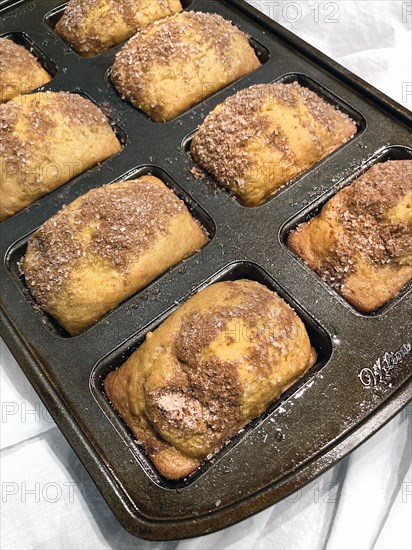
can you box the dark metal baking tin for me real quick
[1,0,411,541]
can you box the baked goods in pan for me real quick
[0,37,52,103]
[191,82,357,206]
[105,279,316,479]
[0,91,121,222]
[111,11,261,122]
[288,160,412,313]
[23,176,208,335]
[55,0,183,57]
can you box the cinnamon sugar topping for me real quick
[147,282,300,442]
[113,11,250,75]
[297,160,412,288]
[191,82,356,197]
[0,37,48,76]
[56,0,182,57]
[0,92,114,191]
[110,10,258,119]
[23,178,187,308]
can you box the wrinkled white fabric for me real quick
[0,340,56,450]
[1,1,411,549]
[248,0,412,109]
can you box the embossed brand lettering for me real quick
[358,343,411,388]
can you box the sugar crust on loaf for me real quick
[0,91,121,221]
[111,11,261,121]
[56,0,183,57]
[191,82,357,206]
[105,279,316,479]
[0,37,51,103]
[288,160,412,312]
[23,176,208,335]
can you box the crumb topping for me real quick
[23,179,187,307]
[298,160,412,287]
[111,10,256,115]
[0,92,113,190]
[147,281,300,442]
[191,82,356,195]
[0,37,48,76]
[57,0,182,56]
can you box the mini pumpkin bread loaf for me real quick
[111,11,261,122]
[191,82,357,206]
[105,279,316,479]
[0,37,52,103]
[288,160,412,313]
[23,176,208,335]
[55,0,183,57]
[0,91,121,221]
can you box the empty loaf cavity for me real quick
[0,91,121,221]
[23,176,208,335]
[110,11,261,122]
[191,82,357,206]
[288,160,412,313]
[105,279,317,480]
[55,0,183,57]
[0,37,52,103]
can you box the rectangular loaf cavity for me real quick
[190,80,359,206]
[52,0,185,57]
[102,263,331,481]
[287,155,412,313]
[21,175,209,335]
[0,91,122,221]
[110,11,262,122]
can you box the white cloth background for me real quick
[1,1,411,549]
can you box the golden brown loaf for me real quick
[105,279,316,479]
[23,176,208,335]
[55,0,183,57]
[191,82,357,206]
[111,11,261,122]
[0,91,121,222]
[288,160,412,313]
[0,37,51,103]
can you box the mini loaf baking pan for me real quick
[1,0,411,540]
